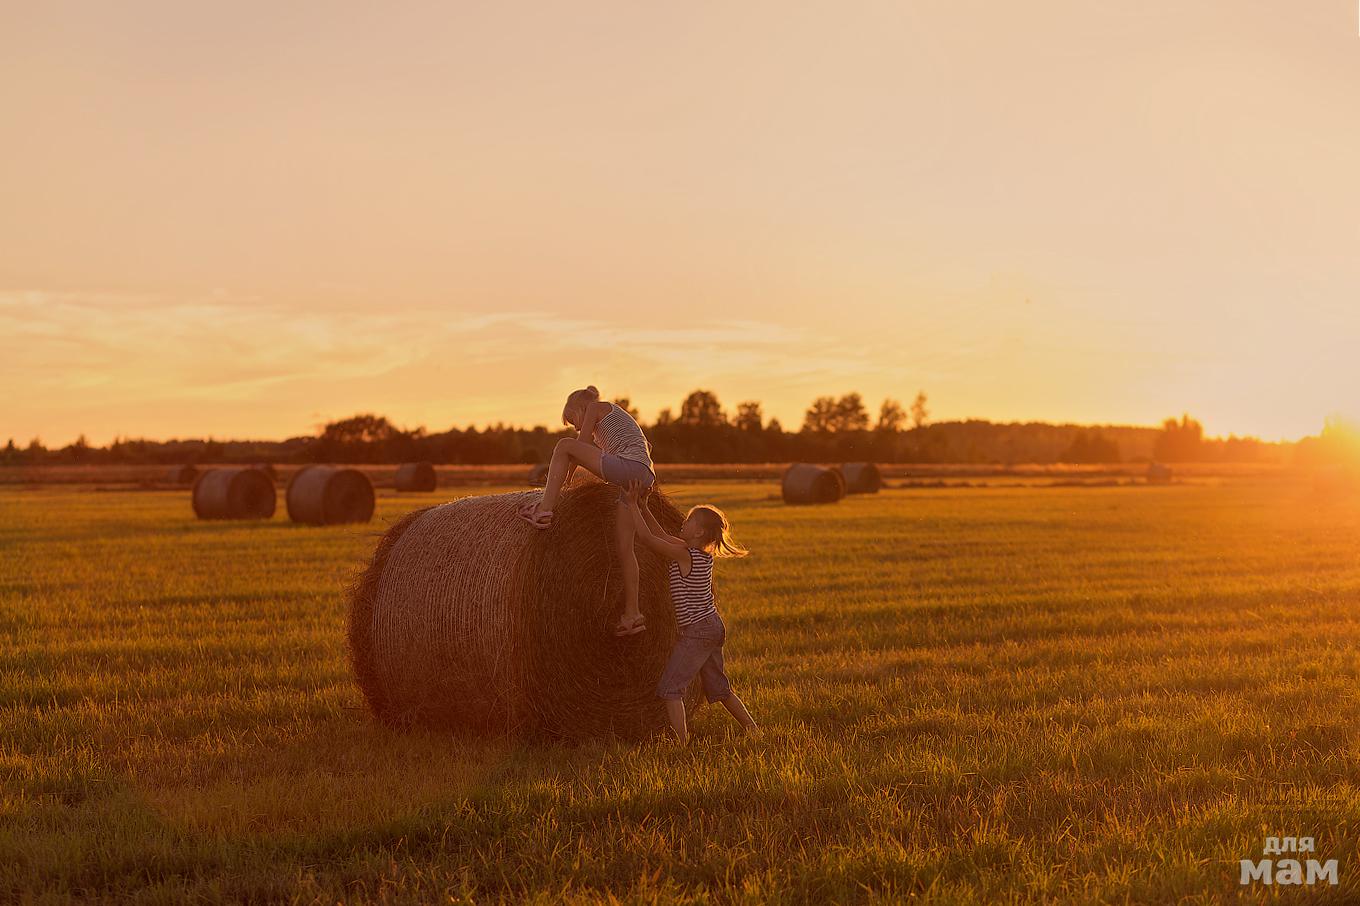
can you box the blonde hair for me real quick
[562,385,600,425]
[687,504,748,558]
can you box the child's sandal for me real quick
[518,507,553,530]
[614,614,646,637]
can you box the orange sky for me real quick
[3,2,1358,446]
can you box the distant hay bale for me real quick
[167,464,198,486]
[394,461,437,492]
[839,463,883,494]
[287,465,375,525]
[1147,463,1173,484]
[191,467,276,520]
[782,463,845,504]
[347,480,700,739]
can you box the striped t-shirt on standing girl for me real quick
[669,548,716,626]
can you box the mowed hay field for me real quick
[4,479,1360,904]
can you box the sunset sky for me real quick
[3,2,1358,446]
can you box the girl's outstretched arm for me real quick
[624,482,689,563]
[636,484,685,545]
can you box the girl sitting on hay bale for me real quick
[518,385,656,637]
[624,480,760,745]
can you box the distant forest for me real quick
[1,390,1322,467]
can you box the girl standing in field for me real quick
[518,385,656,637]
[622,480,759,745]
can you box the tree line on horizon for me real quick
[2,389,1295,468]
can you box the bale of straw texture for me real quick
[839,462,883,494]
[167,464,198,486]
[253,463,278,481]
[287,465,376,525]
[191,467,276,520]
[348,480,702,739]
[782,463,845,504]
[1146,463,1173,484]
[394,461,437,492]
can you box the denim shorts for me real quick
[656,611,731,703]
[600,453,655,501]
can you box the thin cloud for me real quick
[3,291,887,438]
[1,290,495,401]
[3,289,915,442]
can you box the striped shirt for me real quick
[668,548,716,626]
[592,402,653,469]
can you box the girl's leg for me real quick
[532,438,605,516]
[614,498,641,632]
[664,700,688,745]
[656,637,702,743]
[719,692,760,735]
[697,639,758,735]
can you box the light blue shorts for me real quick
[600,453,655,501]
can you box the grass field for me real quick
[3,478,1359,903]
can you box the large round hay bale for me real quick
[191,467,276,520]
[839,462,882,494]
[1147,462,1173,484]
[782,463,845,504]
[253,463,278,482]
[528,463,550,486]
[167,464,198,486]
[287,465,375,525]
[394,461,437,492]
[348,480,701,739]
